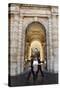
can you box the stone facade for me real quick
[8,4,58,76]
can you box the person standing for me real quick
[35,56,44,79]
[27,55,36,81]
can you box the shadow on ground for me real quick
[9,71,58,87]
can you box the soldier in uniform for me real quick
[27,48,44,81]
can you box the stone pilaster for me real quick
[9,4,20,76]
[10,14,19,76]
[45,25,49,70]
[47,16,53,72]
[52,14,58,73]
[18,13,24,73]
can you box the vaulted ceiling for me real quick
[26,22,46,43]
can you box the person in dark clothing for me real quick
[27,55,44,81]
[35,57,44,79]
[35,51,44,78]
[27,55,36,81]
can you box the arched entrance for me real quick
[29,40,43,61]
[24,22,47,71]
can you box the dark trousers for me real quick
[36,65,44,78]
[27,68,35,80]
[27,65,44,80]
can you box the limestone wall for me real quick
[9,4,58,76]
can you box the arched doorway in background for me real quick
[24,22,47,71]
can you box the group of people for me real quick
[27,51,44,81]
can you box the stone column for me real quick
[18,13,24,73]
[47,16,53,72]
[52,14,58,73]
[10,13,19,76]
[20,24,25,73]
[45,24,50,71]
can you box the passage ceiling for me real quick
[26,22,46,42]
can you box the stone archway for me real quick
[24,22,47,70]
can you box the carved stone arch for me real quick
[24,21,47,70]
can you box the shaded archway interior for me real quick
[24,22,47,66]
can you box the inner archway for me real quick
[29,40,43,61]
[24,22,47,70]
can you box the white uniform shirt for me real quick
[33,58,38,72]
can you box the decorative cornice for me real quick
[8,3,58,17]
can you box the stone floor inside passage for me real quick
[9,70,58,87]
